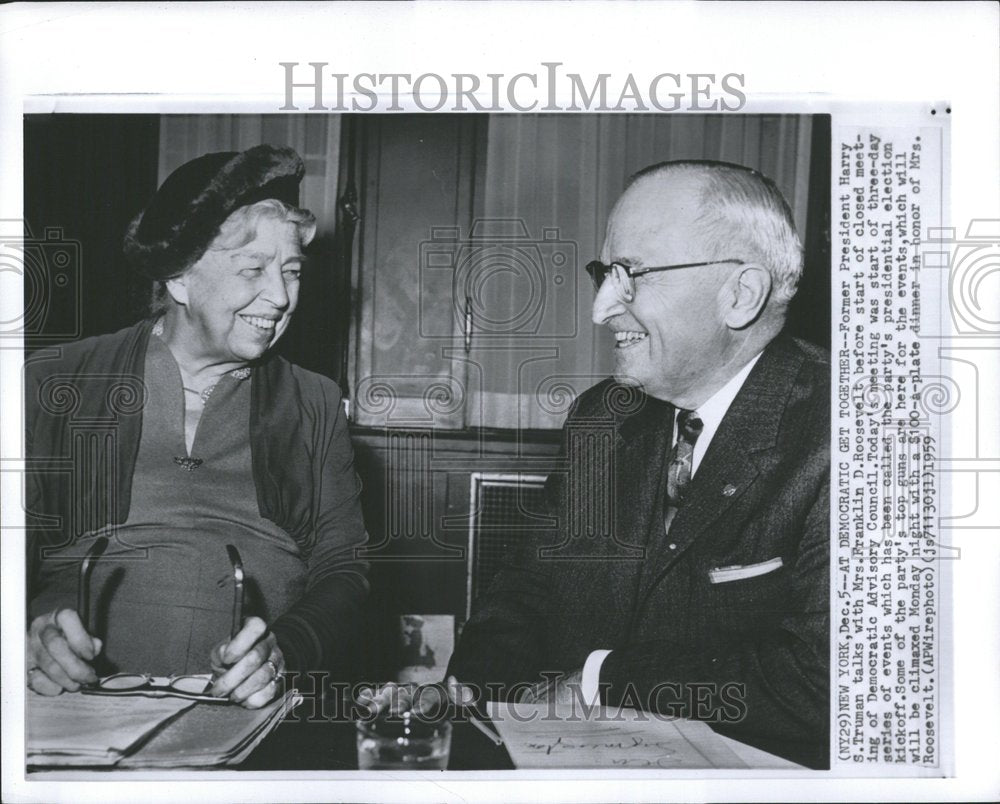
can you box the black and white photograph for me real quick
[20,110,831,772]
[2,3,997,803]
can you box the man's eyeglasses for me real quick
[585,258,745,302]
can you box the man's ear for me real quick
[722,264,771,329]
[164,275,189,307]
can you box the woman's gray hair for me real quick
[149,200,317,316]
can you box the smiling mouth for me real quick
[614,330,648,349]
[239,314,278,333]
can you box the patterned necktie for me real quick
[664,409,704,533]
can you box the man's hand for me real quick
[26,609,102,695]
[355,675,475,719]
[518,669,584,705]
[209,616,284,709]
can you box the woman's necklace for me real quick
[152,317,250,468]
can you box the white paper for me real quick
[27,691,194,765]
[488,701,757,770]
[118,690,302,768]
[2,3,997,803]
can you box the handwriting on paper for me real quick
[526,730,679,766]
[488,702,749,769]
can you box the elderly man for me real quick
[446,159,830,768]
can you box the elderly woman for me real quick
[25,145,368,708]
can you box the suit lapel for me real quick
[561,390,673,620]
[634,335,805,609]
[614,395,675,560]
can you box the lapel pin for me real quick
[722,484,737,497]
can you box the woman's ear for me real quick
[164,275,189,307]
[723,264,772,329]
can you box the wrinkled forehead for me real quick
[212,209,303,254]
[602,172,708,261]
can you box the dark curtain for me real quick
[23,114,161,347]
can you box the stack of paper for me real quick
[27,693,195,767]
[487,701,752,769]
[28,689,301,769]
[118,690,301,768]
[487,701,805,769]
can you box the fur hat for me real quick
[123,144,305,280]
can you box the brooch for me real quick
[173,456,204,472]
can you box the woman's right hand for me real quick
[26,609,102,695]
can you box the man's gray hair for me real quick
[629,160,804,307]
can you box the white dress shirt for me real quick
[579,352,764,704]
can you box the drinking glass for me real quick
[356,711,451,770]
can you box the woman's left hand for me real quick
[208,616,284,709]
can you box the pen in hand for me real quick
[447,676,503,746]
[465,708,504,746]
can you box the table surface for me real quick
[237,716,803,772]
[239,716,515,771]
[27,697,803,772]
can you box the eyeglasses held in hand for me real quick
[81,672,225,702]
[76,542,248,702]
[226,543,245,640]
[77,536,109,632]
[585,258,745,302]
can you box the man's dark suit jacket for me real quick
[449,333,830,768]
